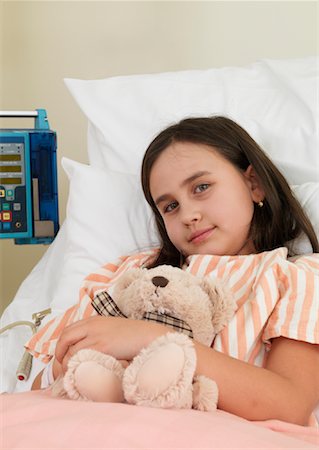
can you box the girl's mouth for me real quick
[189,227,215,244]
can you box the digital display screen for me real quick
[0,177,22,185]
[0,154,21,161]
[0,165,22,173]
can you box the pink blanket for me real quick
[1,390,318,449]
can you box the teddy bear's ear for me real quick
[200,278,236,335]
[114,268,145,292]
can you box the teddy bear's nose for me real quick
[151,276,169,288]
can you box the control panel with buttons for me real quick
[0,110,59,244]
[0,136,32,238]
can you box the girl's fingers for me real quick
[60,338,93,372]
[61,345,77,373]
[119,360,130,368]
[55,322,88,363]
[55,316,169,369]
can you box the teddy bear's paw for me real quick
[50,375,68,398]
[123,332,196,409]
[192,375,218,412]
[63,348,125,402]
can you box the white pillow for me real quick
[289,183,319,255]
[50,158,160,312]
[65,57,319,185]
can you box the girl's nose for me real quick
[181,208,202,225]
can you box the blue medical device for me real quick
[0,109,59,244]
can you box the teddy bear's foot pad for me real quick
[64,349,125,402]
[123,332,196,409]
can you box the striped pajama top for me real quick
[25,247,319,367]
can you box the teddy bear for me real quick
[52,265,236,412]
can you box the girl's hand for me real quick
[54,316,168,373]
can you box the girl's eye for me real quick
[194,183,209,193]
[164,201,178,213]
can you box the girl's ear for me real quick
[244,165,265,203]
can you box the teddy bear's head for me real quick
[112,265,235,346]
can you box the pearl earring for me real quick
[258,201,264,208]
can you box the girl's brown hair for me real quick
[141,116,319,267]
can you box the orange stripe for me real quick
[264,272,277,314]
[100,262,120,272]
[279,265,296,336]
[189,255,205,275]
[251,300,262,345]
[91,284,108,297]
[204,256,220,275]
[232,274,253,298]
[230,260,253,307]
[69,301,83,323]
[216,325,230,355]
[236,298,247,359]
[248,340,263,365]
[82,254,151,300]
[251,302,262,342]
[268,264,289,329]
[217,263,227,279]
[84,273,113,283]
[234,290,248,310]
[86,282,111,298]
[83,300,95,319]
[79,286,87,300]
[110,262,130,278]
[297,271,315,340]
[49,306,77,340]
[229,264,255,331]
[41,339,52,356]
[259,270,275,330]
[228,257,245,276]
[83,253,154,302]
[26,325,48,348]
[299,258,319,271]
[257,250,280,281]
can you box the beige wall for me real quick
[0,0,317,314]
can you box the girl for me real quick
[30,116,319,426]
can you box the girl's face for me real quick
[149,141,264,257]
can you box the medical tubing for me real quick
[0,321,37,335]
[0,321,37,381]
[0,308,51,381]
[16,351,33,381]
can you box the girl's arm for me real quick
[54,316,318,425]
[195,337,319,425]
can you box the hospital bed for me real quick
[1,57,319,448]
